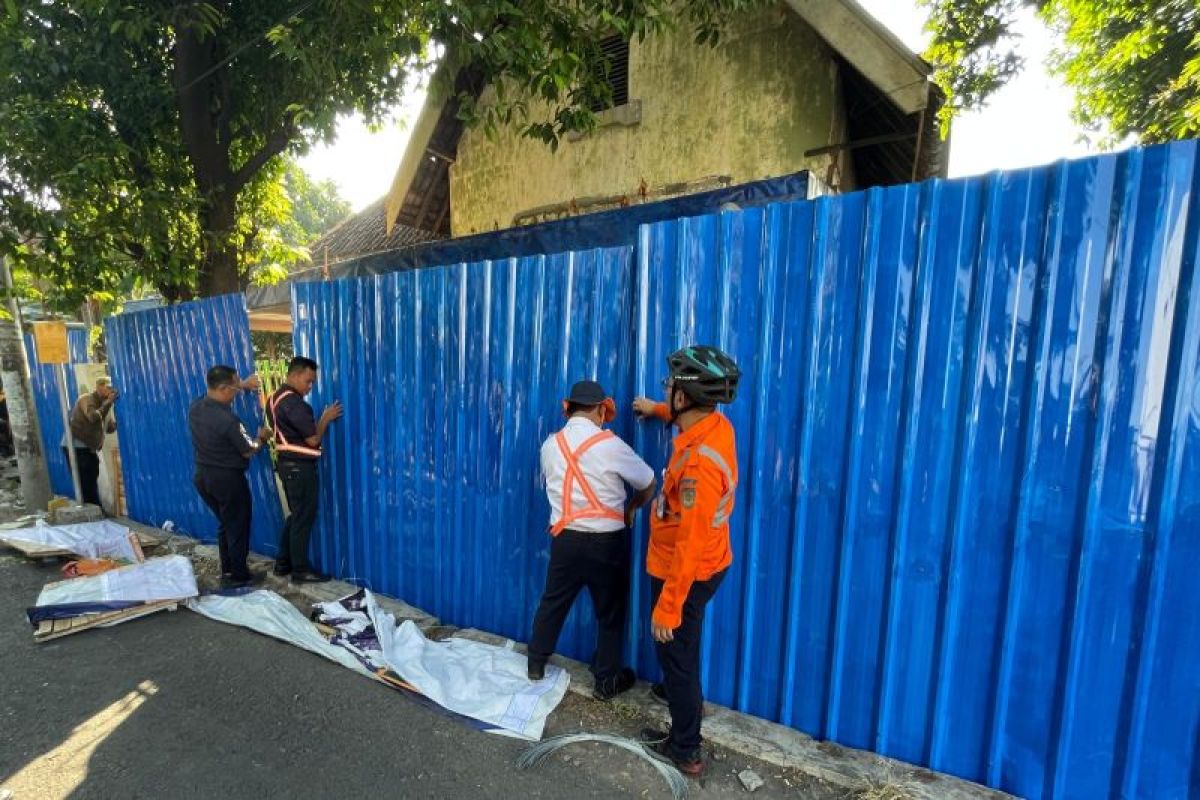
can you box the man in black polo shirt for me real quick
[189,365,270,587]
[266,355,342,583]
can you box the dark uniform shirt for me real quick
[267,387,319,462]
[189,396,256,471]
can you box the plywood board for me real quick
[0,530,154,560]
[33,600,178,641]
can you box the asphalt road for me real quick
[0,551,836,800]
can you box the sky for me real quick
[300,1,1105,212]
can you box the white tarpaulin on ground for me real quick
[0,519,142,562]
[188,588,569,740]
[37,555,198,606]
[372,605,569,741]
[188,590,371,676]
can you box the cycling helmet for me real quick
[667,345,740,406]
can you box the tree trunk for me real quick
[0,322,52,512]
[0,257,51,511]
[198,190,241,297]
[173,9,293,299]
[174,17,240,298]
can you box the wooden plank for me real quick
[34,601,178,642]
[0,539,74,558]
[0,529,156,560]
[375,668,421,694]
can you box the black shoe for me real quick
[222,573,264,589]
[649,682,669,706]
[272,563,291,576]
[527,659,546,681]
[291,570,330,583]
[593,667,636,701]
[639,728,705,778]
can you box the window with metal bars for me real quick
[589,35,630,112]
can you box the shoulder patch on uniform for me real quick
[681,486,697,509]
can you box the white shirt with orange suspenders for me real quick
[540,414,654,534]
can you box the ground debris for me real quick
[855,777,918,800]
[738,768,764,792]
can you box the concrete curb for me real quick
[126,519,1011,800]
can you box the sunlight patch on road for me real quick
[1,680,159,799]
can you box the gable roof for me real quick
[310,197,440,267]
[784,0,930,115]
[384,0,938,236]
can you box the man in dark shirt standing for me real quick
[189,365,270,587]
[266,356,342,583]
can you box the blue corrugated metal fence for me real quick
[629,140,1200,799]
[25,327,90,496]
[291,247,637,651]
[102,141,1200,799]
[105,294,283,551]
[284,142,1200,799]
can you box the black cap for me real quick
[565,380,607,406]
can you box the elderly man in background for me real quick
[62,376,118,508]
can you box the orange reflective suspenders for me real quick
[549,429,625,535]
[269,389,323,458]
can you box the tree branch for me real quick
[231,120,295,191]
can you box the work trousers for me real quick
[194,467,253,581]
[650,569,727,759]
[63,446,101,507]
[528,528,630,683]
[276,459,319,573]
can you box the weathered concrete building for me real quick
[384,0,945,239]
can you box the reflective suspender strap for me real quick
[549,429,626,535]
[269,389,323,458]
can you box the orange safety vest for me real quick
[268,388,323,459]
[549,429,626,535]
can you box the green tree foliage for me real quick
[0,1,761,307]
[921,0,1200,144]
[281,162,351,250]
[240,159,351,287]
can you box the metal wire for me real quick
[515,732,688,800]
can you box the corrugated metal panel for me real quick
[105,295,283,550]
[291,141,1199,799]
[25,328,90,496]
[632,140,1200,799]
[291,248,637,652]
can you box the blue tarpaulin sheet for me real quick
[246,171,811,309]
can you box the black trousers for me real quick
[651,569,727,759]
[63,446,101,507]
[194,467,253,581]
[528,528,630,683]
[276,459,319,572]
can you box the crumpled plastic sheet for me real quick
[374,609,569,741]
[0,519,142,563]
[36,555,198,606]
[188,590,372,677]
[190,588,570,740]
